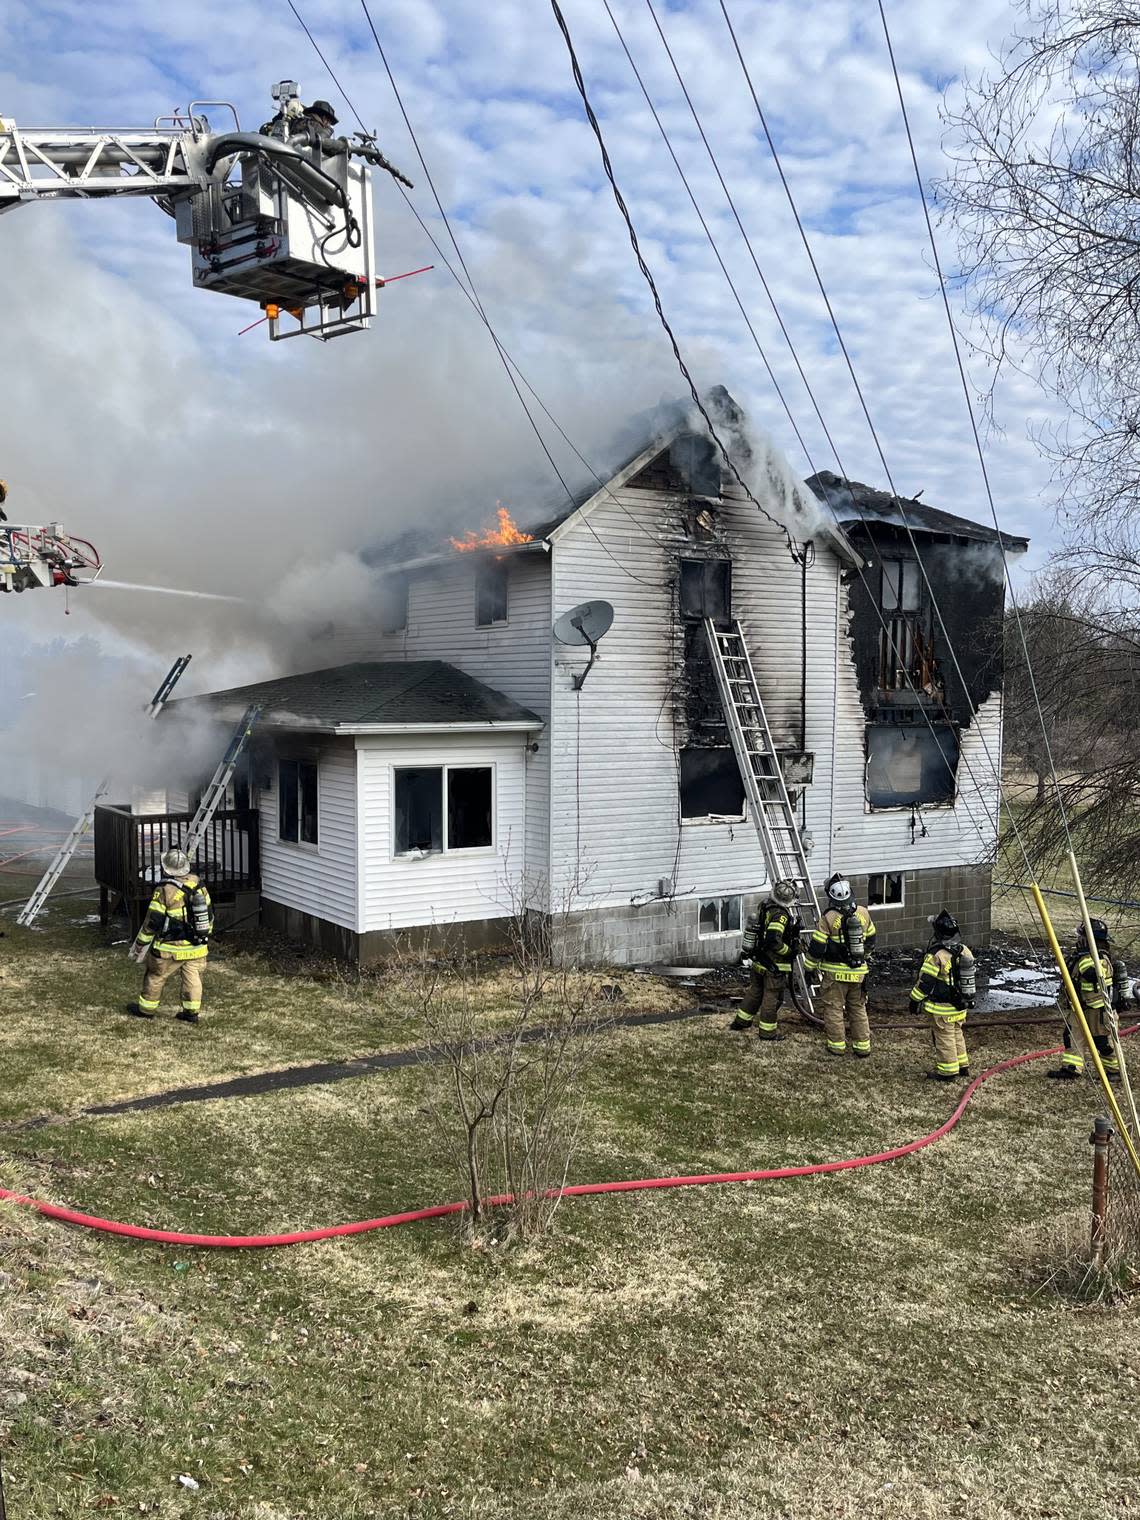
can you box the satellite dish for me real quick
[553,600,614,647]
[553,600,614,690]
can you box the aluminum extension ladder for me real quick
[184,704,261,859]
[704,617,821,929]
[15,655,193,927]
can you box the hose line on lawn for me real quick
[2,1034,1123,1250]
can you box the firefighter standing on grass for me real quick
[128,849,213,1024]
[1047,918,1121,1082]
[909,910,976,1082]
[803,874,876,1058]
[730,879,802,1039]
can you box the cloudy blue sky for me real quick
[1,0,1055,675]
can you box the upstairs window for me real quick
[679,558,731,624]
[279,759,319,845]
[865,723,958,808]
[381,573,409,634]
[881,559,920,612]
[476,560,509,627]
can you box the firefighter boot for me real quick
[1046,1066,1080,1080]
[176,1010,200,1025]
[729,1015,754,1032]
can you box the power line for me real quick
[610,0,1002,865]
[717,0,1036,883]
[548,0,803,563]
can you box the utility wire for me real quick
[288,0,663,587]
[549,0,803,563]
[874,0,1074,859]
[609,0,1001,867]
[717,0,1037,884]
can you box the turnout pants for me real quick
[930,1011,968,1076]
[139,951,205,1014]
[1061,1002,1119,1075]
[741,968,786,1037]
[816,974,870,1055]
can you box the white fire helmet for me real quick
[771,879,799,908]
[161,848,192,879]
[826,874,852,906]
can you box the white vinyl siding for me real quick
[316,551,551,891]
[357,732,529,932]
[259,737,357,931]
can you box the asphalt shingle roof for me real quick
[807,471,1029,550]
[179,661,543,731]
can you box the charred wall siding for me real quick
[843,531,1005,722]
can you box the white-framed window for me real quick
[278,758,319,847]
[475,561,509,627]
[698,896,742,937]
[393,764,496,856]
[867,871,904,908]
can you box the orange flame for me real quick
[449,505,534,553]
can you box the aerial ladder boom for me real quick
[0,83,412,341]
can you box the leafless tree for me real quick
[939,3,1140,531]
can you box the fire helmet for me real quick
[309,99,338,125]
[160,848,192,879]
[928,909,960,942]
[771,879,799,909]
[1077,918,1110,948]
[826,873,852,906]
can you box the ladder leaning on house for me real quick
[184,704,261,859]
[15,654,193,928]
[704,617,821,933]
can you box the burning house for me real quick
[94,390,1026,963]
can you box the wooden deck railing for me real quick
[94,804,259,926]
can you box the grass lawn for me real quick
[2,918,1139,1518]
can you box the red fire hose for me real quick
[0,1037,1091,1249]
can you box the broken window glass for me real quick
[679,559,732,623]
[278,759,319,845]
[447,766,493,850]
[868,871,904,906]
[680,747,745,819]
[395,767,443,853]
[475,560,509,627]
[881,559,921,612]
[698,896,742,935]
[865,724,958,808]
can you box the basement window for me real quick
[680,747,745,821]
[679,558,731,624]
[475,560,509,627]
[865,723,958,809]
[867,872,904,908]
[395,765,495,855]
[278,759,318,846]
[698,896,742,937]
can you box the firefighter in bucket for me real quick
[128,849,213,1024]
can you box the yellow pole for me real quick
[1065,851,1140,1141]
[1030,883,1140,1181]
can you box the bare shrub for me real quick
[378,890,610,1246]
[1011,1188,1140,1303]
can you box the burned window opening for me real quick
[395,765,494,855]
[279,758,318,846]
[682,501,721,541]
[475,560,509,627]
[868,871,904,907]
[865,723,958,809]
[680,746,745,820]
[381,572,409,635]
[699,896,742,936]
[679,558,731,624]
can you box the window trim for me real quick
[277,756,320,851]
[678,745,747,825]
[866,871,906,910]
[697,895,743,938]
[392,762,498,859]
[475,559,510,628]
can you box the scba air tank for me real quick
[1113,958,1130,1008]
[956,947,977,1008]
[843,909,866,965]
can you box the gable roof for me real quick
[807,471,1029,551]
[176,661,544,734]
